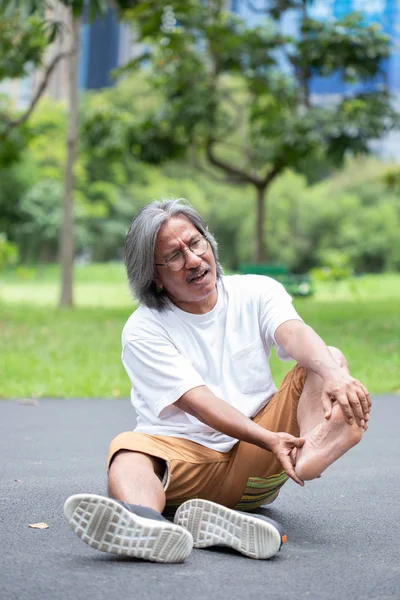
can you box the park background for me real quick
[0,0,399,400]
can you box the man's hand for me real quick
[267,432,305,486]
[321,372,371,427]
[176,387,306,482]
[275,320,372,428]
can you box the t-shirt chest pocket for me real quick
[231,339,271,394]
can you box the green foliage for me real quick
[113,0,398,261]
[311,252,353,283]
[0,38,398,274]
[2,90,399,273]
[18,179,63,260]
[297,14,390,81]
[0,115,30,166]
[0,234,18,270]
[382,166,400,191]
[0,0,108,168]
[124,1,397,170]
[0,12,49,80]
[2,0,399,271]
[0,8,55,166]
[0,153,37,233]
[264,157,400,273]
[80,101,133,180]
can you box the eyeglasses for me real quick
[155,235,209,271]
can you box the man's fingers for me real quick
[323,377,371,426]
[321,394,332,419]
[366,390,372,411]
[289,472,304,487]
[355,380,371,412]
[283,460,304,487]
[348,391,365,426]
[289,440,304,467]
[360,384,372,413]
[294,437,306,448]
[356,387,370,420]
[335,393,354,424]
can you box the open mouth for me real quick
[187,267,209,284]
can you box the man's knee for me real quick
[109,450,166,480]
[327,346,348,370]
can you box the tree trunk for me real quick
[59,12,80,307]
[254,185,267,263]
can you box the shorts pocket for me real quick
[232,339,271,394]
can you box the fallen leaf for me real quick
[28,522,49,529]
[112,389,120,397]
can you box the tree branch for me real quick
[260,161,284,188]
[1,49,72,135]
[206,137,262,185]
[189,147,235,184]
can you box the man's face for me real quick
[154,216,218,314]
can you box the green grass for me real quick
[0,304,131,398]
[270,298,400,395]
[1,263,132,308]
[0,265,399,397]
[1,263,400,305]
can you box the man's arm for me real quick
[174,386,305,486]
[275,319,371,426]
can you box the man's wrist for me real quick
[255,427,276,451]
[309,357,341,380]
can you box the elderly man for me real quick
[64,199,370,563]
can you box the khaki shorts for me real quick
[108,364,306,516]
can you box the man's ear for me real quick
[154,275,163,291]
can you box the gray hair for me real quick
[125,198,223,310]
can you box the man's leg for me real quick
[107,450,166,512]
[64,449,193,563]
[294,346,365,481]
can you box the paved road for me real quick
[1,396,399,600]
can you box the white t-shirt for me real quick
[121,274,302,453]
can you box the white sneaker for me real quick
[174,499,286,559]
[64,493,193,563]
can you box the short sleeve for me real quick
[122,331,205,417]
[257,277,303,361]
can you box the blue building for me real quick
[79,7,120,91]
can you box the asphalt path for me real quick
[1,395,399,600]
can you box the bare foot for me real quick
[295,402,365,481]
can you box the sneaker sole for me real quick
[64,494,193,563]
[174,499,282,559]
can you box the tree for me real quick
[0,3,72,160]
[5,93,137,264]
[1,0,108,306]
[122,0,398,262]
[59,6,80,306]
